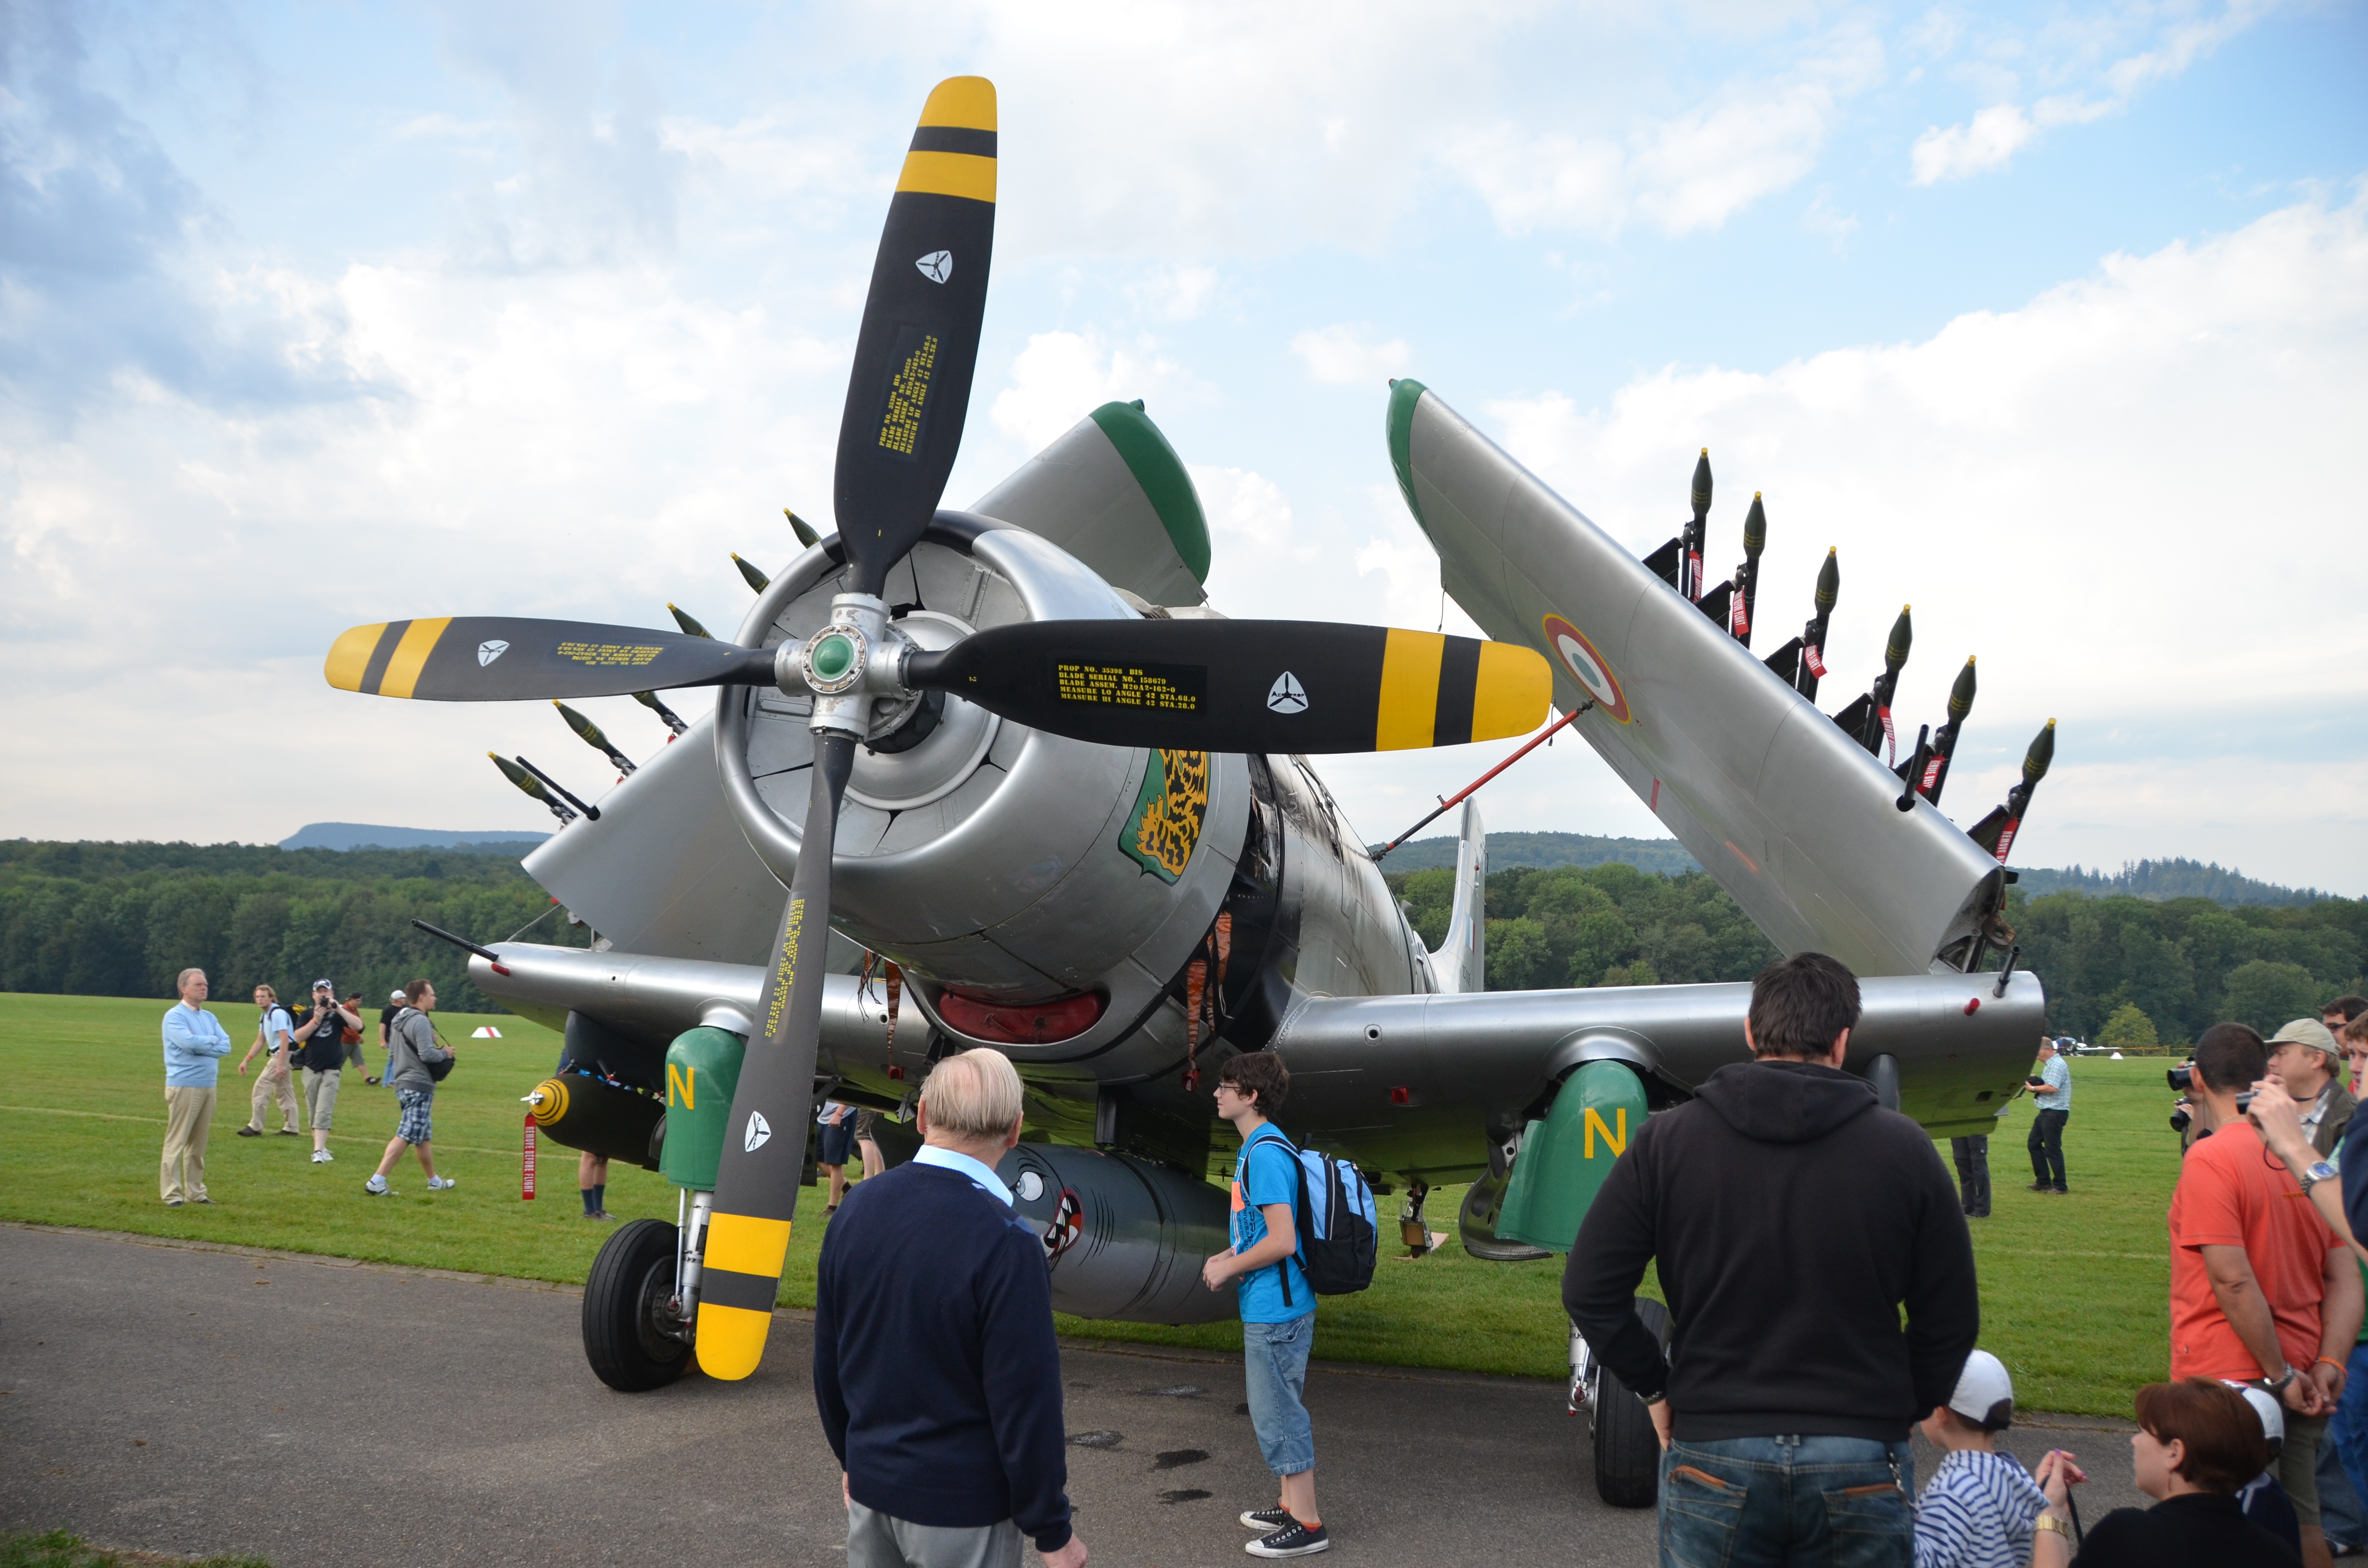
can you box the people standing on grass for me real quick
[578,1151,612,1221]
[366,979,456,1197]
[291,980,363,1165]
[235,984,302,1139]
[1952,1126,1995,1218]
[371,988,406,1086]
[160,968,233,1207]
[2169,1023,2360,1568]
[2266,1019,2356,1160]
[818,1099,855,1213]
[2027,1037,2072,1193]
[1204,1052,1329,1559]
[1565,950,1978,1567]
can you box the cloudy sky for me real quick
[5,0,2364,893]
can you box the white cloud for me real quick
[1289,324,1412,388]
[1908,1,2271,184]
[1910,102,2035,184]
[1124,264,1221,323]
[1472,192,2368,889]
[1448,37,1880,237]
[986,330,1191,453]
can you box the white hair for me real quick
[175,968,206,992]
[919,1048,1024,1138]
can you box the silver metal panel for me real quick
[1402,388,2004,977]
[1427,798,1488,995]
[998,1143,1236,1325]
[469,944,889,1062]
[968,414,1206,607]
[519,718,788,966]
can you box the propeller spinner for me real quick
[321,75,1552,1381]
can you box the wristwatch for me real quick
[2265,1365,2298,1394]
[2302,1160,2339,1193]
[2035,1514,2070,1538]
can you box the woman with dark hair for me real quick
[2033,1378,2300,1566]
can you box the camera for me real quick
[2236,1089,2256,1115]
[2170,1103,2192,1134]
[2167,1065,2193,1091]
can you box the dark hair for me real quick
[2134,1379,2269,1494]
[403,978,434,1004]
[2194,1022,2267,1092]
[1747,952,1862,1059]
[1220,1051,1290,1115]
[2329,995,2368,1025]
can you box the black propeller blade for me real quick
[910,619,1549,755]
[325,617,772,701]
[832,76,996,594]
[700,75,999,1381]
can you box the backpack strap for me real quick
[1242,1126,1306,1308]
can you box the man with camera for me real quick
[234,983,302,1139]
[290,980,362,1165]
[2171,1022,2363,1568]
[2026,1037,2072,1193]
[2267,1019,2357,1161]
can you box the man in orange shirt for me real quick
[2171,1021,2365,1568]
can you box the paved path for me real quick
[0,1226,2144,1566]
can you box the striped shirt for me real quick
[1914,1449,2048,1568]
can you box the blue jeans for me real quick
[2331,1343,2368,1539]
[1243,1310,1315,1475]
[1660,1434,1915,1568]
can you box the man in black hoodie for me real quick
[1566,951,1978,1565]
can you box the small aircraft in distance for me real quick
[326,76,2052,1508]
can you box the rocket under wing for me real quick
[1387,381,2003,978]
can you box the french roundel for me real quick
[1541,614,1631,723]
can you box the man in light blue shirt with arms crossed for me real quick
[161,968,234,1206]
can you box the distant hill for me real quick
[2012,858,2331,907]
[1376,834,2330,909]
[1376,832,1702,876]
[279,822,551,854]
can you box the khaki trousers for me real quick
[303,1067,343,1131]
[161,1086,216,1202]
[247,1052,299,1132]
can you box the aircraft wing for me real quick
[1387,381,2005,978]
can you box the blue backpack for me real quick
[1246,1127,1379,1303]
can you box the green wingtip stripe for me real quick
[1086,401,1211,585]
[1386,378,1430,534]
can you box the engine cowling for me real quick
[995,1141,1236,1324]
[716,519,1251,1061]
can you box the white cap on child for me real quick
[1949,1349,2016,1430]
[2224,1381,2285,1456]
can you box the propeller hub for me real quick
[802,626,866,694]
[799,594,907,740]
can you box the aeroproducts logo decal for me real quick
[477,640,508,666]
[1120,748,1209,883]
[915,250,953,284]
[1541,614,1632,724]
[1264,672,1308,714]
[742,1111,772,1154]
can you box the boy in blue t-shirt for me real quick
[1203,1052,1328,1557]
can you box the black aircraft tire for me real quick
[1590,1296,1673,1509]
[583,1217,692,1393]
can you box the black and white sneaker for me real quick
[1240,1508,1293,1532]
[1246,1519,1328,1557]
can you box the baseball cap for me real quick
[2269,1018,2341,1062]
[312,978,333,991]
[389,989,407,1003]
[2225,1381,2284,1458]
[1948,1349,2015,1431]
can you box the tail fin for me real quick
[1430,798,1487,994]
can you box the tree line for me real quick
[1385,859,2366,1044]
[0,840,590,1014]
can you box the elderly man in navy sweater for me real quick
[814,1047,1087,1568]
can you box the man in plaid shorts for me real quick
[365,978,457,1197]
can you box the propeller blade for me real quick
[833,76,997,594]
[732,553,771,594]
[909,619,1552,755]
[324,617,772,701]
[697,733,858,1380]
[668,603,714,639]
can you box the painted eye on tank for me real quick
[1015,1170,1045,1202]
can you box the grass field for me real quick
[0,992,2180,1414]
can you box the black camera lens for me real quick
[2236,1090,2256,1115]
[2170,1108,2191,1134]
[2167,1066,2193,1091]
